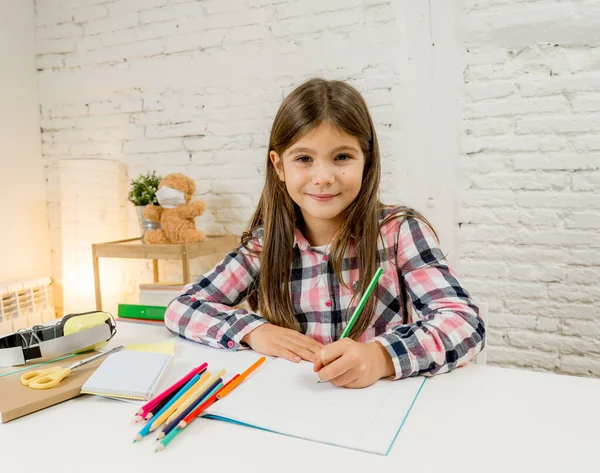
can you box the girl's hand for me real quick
[241,324,324,363]
[313,339,395,388]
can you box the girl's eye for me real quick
[295,156,312,163]
[335,154,351,161]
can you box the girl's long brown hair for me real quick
[241,78,436,340]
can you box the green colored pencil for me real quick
[155,382,223,452]
[340,267,384,338]
[318,267,384,383]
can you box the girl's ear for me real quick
[269,150,285,182]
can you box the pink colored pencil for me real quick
[134,363,207,417]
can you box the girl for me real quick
[165,78,485,388]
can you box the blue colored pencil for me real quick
[155,382,223,452]
[135,366,207,422]
[133,373,200,442]
[156,378,223,440]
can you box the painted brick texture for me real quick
[461,0,600,376]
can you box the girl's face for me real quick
[270,122,365,235]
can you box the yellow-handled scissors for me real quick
[21,345,124,390]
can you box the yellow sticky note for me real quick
[125,342,175,355]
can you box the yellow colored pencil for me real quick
[164,368,224,425]
[163,373,212,425]
[149,371,212,432]
[155,369,227,441]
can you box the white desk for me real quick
[1,321,599,473]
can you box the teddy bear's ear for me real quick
[185,177,196,198]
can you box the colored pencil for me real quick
[216,357,265,399]
[149,372,211,432]
[135,393,171,423]
[156,377,225,440]
[144,391,177,421]
[164,368,225,426]
[134,363,207,418]
[148,372,205,433]
[180,386,221,426]
[133,373,201,442]
[135,387,181,423]
[341,267,383,338]
[155,365,263,452]
[317,267,383,383]
[155,382,224,452]
[142,389,177,422]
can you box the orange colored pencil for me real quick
[216,356,265,400]
[222,373,240,391]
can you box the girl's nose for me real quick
[311,162,334,186]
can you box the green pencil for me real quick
[318,267,384,383]
[340,267,384,339]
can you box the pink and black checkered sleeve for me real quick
[373,217,486,379]
[164,237,267,350]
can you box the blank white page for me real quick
[81,350,173,400]
[205,356,426,455]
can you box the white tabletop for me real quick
[1,321,598,473]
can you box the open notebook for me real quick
[81,350,173,401]
[166,340,426,455]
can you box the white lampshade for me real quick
[58,159,128,315]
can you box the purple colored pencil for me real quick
[157,378,223,439]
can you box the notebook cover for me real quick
[0,351,104,424]
[118,303,166,321]
[80,350,173,401]
[116,317,164,325]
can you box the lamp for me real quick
[58,159,129,315]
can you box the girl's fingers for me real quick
[290,332,323,354]
[274,346,301,363]
[313,342,343,372]
[316,356,352,383]
[344,378,371,389]
[328,370,359,388]
[317,339,352,367]
[285,341,319,362]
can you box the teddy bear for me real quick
[143,173,206,244]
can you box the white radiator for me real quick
[0,277,55,335]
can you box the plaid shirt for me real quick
[165,207,486,379]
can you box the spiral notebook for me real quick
[81,350,173,401]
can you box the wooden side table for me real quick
[91,235,239,311]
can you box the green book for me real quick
[117,303,166,321]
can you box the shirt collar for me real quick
[293,227,311,251]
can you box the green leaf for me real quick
[128,170,162,206]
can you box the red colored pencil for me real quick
[179,390,220,427]
[134,363,207,417]
[176,373,238,427]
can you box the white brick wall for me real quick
[33,0,600,377]
[460,0,600,376]
[35,0,462,315]
[35,0,413,236]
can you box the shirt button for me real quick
[325,300,332,307]
[322,255,328,262]
[227,340,235,348]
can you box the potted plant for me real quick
[128,170,162,241]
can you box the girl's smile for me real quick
[307,193,339,202]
